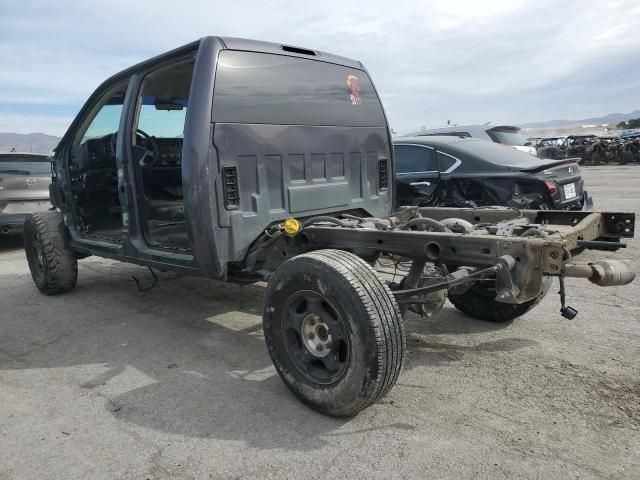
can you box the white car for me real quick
[403,124,538,156]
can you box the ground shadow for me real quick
[0,234,24,252]
[1,260,426,450]
[403,308,538,367]
[0,256,538,449]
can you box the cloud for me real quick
[1,0,639,134]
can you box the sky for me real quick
[1,0,639,136]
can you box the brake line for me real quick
[393,264,500,303]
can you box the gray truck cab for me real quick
[48,37,392,278]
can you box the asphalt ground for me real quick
[0,165,638,479]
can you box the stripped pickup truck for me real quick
[25,37,636,417]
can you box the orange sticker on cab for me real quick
[346,75,361,106]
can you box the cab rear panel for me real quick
[213,124,391,262]
[194,42,393,275]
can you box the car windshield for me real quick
[137,96,188,138]
[487,129,529,146]
[0,159,50,175]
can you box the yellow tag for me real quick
[283,218,301,236]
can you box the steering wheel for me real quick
[109,129,159,167]
[134,129,159,167]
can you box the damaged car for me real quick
[536,137,567,160]
[394,136,591,210]
[25,37,635,417]
[619,134,640,164]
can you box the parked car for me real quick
[403,124,537,156]
[536,137,568,160]
[0,152,52,234]
[619,135,640,164]
[565,135,604,165]
[394,136,591,210]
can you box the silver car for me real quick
[0,152,52,234]
[402,124,538,156]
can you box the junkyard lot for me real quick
[0,166,638,480]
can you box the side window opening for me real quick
[68,82,128,240]
[436,151,458,172]
[79,94,126,144]
[394,145,438,174]
[131,59,195,251]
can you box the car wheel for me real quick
[263,249,405,417]
[24,212,78,295]
[448,276,552,323]
[620,151,632,165]
[591,152,603,165]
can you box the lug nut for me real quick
[308,333,315,340]
[316,345,323,352]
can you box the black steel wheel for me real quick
[263,249,405,417]
[24,212,77,295]
[281,290,350,385]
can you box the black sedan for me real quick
[393,136,592,210]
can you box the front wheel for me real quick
[448,277,552,323]
[24,211,78,295]
[263,249,405,417]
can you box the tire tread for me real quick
[24,211,77,295]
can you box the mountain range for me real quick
[519,110,640,129]
[0,132,61,155]
[3,109,640,154]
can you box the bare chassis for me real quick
[277,207,635,308]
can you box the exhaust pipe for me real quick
[564,260,636,286]
[1,227,10,234]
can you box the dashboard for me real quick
[73,134,184,170]
[70,134,184,194]
[152,138,183,168]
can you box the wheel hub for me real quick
[280,290,350,385]
[31,234,45,278]
[301,314,332,357]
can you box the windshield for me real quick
[137,103,187,138]
[487,129,529,146]
[0,159,51,175]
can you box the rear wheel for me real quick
[263,249,405,417]
[24,212,78,295]
[620,151,633,165]
[591,151,604,165]
[448,276,551,323]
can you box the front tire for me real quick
[24,212,78,295]
[263,249,405,417]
